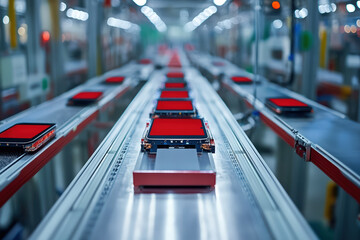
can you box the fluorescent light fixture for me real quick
[346,4,356,13]
[319,3,336,14]
[141,6,167,32]
[66,8,89,21]
[2,15,9,24]
[107,17,132,29]
[60,2,67,12]
[213,0,226,6]
[133,0,146,6]
[331,3,336,12]
[184,5,217,32]
[272,19,283,29]
[298,8,308,18]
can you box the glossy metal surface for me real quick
[189,51,360,190]
[224,78,360,186]
[31,66,315,240]
[0,62,140,192]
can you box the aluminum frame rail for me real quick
[0,62,143,207]
[190,52,360,203]
[30,67,316,240]
[222,78,360,203]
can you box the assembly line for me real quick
[0,62,142,206]
[188,50,360,203]
[29,51,316,240]
[1,1,360,239]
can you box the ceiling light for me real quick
[346,4,356,13]
[2,15,9,24]
[184,6,217,32]
[60,2,67,12]
[272,19,283,29]
[213,0,226,7]
[331,3,336,12]
[141,6,167,32]
[133,0,146,6]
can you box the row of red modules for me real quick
[134,52,216,188]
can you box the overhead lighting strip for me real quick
[141,6,167,32]
[107,17,140,32]
[184,6,217,32]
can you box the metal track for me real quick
[0,62,143,206]
[31,67,316,240]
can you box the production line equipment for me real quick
[30,51,316,240]
[0,63,141,207]
[198,51,360,203]
[135,69,216,188]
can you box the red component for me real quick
[269,98,308,107]
[167,72,184,78]
[72,92,103,100]
[231,76,252,83]
[168,52,182,67]
[160,91,189,99]
[165,83,186,88]
[105,76,125,83]
[133,171,216,187]
[260,112,295,147]
[149,118,205,136]
[0,110,99,208]
[0,124,53,139]
[272,1,281,9]
[156,100,193,111]
[139,58,152,64]
[41,31,50,46]
[26,129,56,151]
[311,149,360,203]
[104,0,111,7]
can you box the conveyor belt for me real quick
[0,62,144,206]
[31,67,316,240]
[222,77,360,202]
[190,51,360,202]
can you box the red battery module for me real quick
[0,123,56,152]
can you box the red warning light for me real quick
[41,31,50,43]
[272,1,281,9]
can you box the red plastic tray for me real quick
[231,76,252,83]
[160,91,189,99]
[156,100,193,111]
[0,124,53,140]
[105,76,125,83]
[149,118,205,137]
[71,91,103,100]
[167,72,184,78]
[269,98,309,107]
[165,82,186,88]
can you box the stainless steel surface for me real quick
[224,78,360,185]
[135,149,214,172]
[154,149,200,170]
[190,51,360,188]
[31,66,316,240]
[0,62,141,191]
